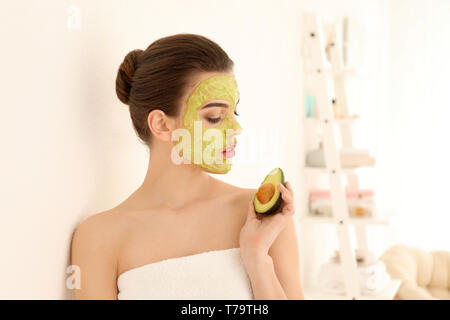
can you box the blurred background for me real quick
[0,0,449,299]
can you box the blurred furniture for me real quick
[380,245,450,300]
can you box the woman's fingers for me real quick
[277,182,293,203]
[283,203,295,216]
[277,182,295,216]
[285,181,294,194]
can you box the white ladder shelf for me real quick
[300,12,400,300]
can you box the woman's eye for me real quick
[206,116,222,124]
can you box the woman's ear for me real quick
[147,110,177,142]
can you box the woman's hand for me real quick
[239,181,295,270]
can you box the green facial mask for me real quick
[182,74,242,173]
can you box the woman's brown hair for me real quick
[115,33,235,146]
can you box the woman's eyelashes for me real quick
[204,112,225,124]
[206,116,223,124]
[203,108,239,124]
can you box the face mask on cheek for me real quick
[181,74,241,174]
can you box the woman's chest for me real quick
[117,201,246,276]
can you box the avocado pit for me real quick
[256,183,275,204]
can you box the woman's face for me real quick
[177,71,242,174]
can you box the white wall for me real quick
[0,0,391,298]
[377,0,450,251]
[0,0,149,299]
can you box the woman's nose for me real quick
[233,121,242,136]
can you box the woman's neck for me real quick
[132,143,214,210]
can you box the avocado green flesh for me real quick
[254,168,285,214]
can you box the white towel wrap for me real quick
[117,247,253,300]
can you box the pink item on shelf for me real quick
[309,189,376,218]
[309,189,374,201]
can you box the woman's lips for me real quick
[222,144,236,159]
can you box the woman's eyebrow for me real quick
[201,102,229,109]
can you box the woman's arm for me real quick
[239,182,303,300]
[268,215,304,299]
[241,251,287,299]
[71,214,119,299]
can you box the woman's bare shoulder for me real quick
[209,177,257,220]
[234,186,257,204]
[71,207,133,260]
[209,176,255,202]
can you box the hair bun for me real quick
[115,49,144,104]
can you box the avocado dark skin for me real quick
[254,169,285,215]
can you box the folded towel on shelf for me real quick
[306,147,376,168]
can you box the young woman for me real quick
[71,33,304,300]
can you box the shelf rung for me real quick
[304,117,359,125]
[304,166,374,173]
[300,214,392,226]
[302,67,357,76]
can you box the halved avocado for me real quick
[253,168,285,214]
